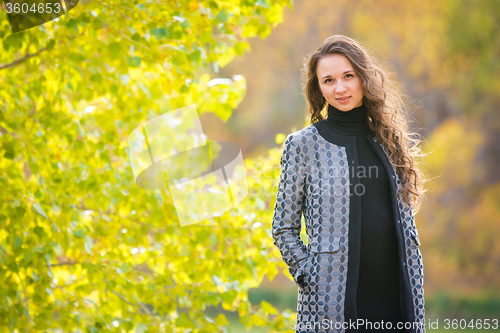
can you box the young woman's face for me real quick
[316,54,364,111]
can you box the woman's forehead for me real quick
[317,55,354,78]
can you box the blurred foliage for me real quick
[426,292,500,319]
[249,286,500,321]
[0,0,299,331]
[444,0,500,117]
[419,118,500,294]
[220,0,500,299]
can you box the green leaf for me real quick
[84,235,93,255]
[108,42,121,54]
[46,39,56,51]
[3,140,16,159]
[34,226,44,238]
[8,263,19,274]
[151,28,166,39]
[87,326,98,333]
[2,33,23,52]
[258,24,272,39]
[127,56,141,67]
[135,323,148,333]
[66,18,79,34]
[180,244,189,256]
[175,313,196,329]
[188,49,201,63]
[234,42,250,56]
[14,236,22,249]
[90,74,102,83]
[221,290,238,304]
[69,53,86,63]
[120,262,130,273]
[215,8,229,23]
[74,229,85,238]
[23,250,34,266]
[33,246,44,253]
[122,321,133,330]
[32,203,47,218]
[256,0,271,8]
[110,84,119,94]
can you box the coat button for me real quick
[402,261,406,267]
[391,175,396,180]
[397,219,401,224]
[372,137,377,142]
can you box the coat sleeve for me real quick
[272,134,310,289]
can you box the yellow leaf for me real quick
[275,133,286,144]
[249,314,267,327]
[261,300,278,315]
[216,313,229,326]
[188,1,199,11]
[274,314,285,331]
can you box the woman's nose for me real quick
[335,81,347,94]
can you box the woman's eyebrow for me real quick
[321,70,354,79]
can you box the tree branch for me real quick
[48,261,80,267]
[0,47,47,70]
[0,30,93,71]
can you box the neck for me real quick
[326,103,371,133]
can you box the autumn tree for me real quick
[0,0,296,331]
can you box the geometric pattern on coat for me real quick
[272,125,425,333]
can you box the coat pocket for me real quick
[309,235,341,254]
[410,228,421,246]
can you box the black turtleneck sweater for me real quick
[325,103,403,331]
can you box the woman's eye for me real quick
[325,79,332,83]
[346,74,354,78]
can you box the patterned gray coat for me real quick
[272,122,425,333]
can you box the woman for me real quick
[272,35,428,333]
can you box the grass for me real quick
[207,287,500,332]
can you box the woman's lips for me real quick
[337,96,351,103]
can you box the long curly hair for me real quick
[300,35,429,212]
